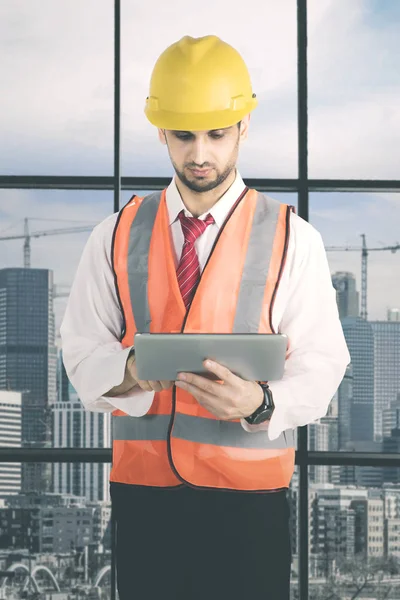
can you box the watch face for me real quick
[245,383,274,425]
[252,408,274,425]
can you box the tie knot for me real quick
[178,210,214,244]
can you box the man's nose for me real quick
[191,138,208,166]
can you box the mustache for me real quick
[186,164,213,169]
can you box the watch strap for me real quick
[244,382,274,425]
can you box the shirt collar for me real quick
[166,171,246,228]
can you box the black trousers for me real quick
[111,482,292,600]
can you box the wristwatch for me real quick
[244,382,275,425]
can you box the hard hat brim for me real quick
[145,98,258,131]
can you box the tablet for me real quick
[133,333,288,382]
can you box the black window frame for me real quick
[1,1,399,598]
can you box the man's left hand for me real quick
[175,360,263,420]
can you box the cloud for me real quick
[307,0,400,178]
[0,0,114,175]
[0,0,399,325]
[0,188,113,340]
[1,0,399,179]
[310,191,400,244]
[310,191,400,320]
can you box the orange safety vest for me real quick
[110,187,296,492]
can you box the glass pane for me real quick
[0,0,113,176]
[310,192,400,452]
[308,0,400,178]
[0,463,112,599]
[121,0,298,178]
[308,472,400,599]
[0,191,113,455]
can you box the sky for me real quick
[0,0,399,337]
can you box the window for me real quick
[310,192,400,454]
[308,0,400,179]
[121,0,298,178]
[1,2,399,600]
[0,0,114,176]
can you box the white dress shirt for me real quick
[60,172,351,441]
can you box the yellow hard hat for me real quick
[144,35,258,131]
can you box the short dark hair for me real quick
[237,121,242,129]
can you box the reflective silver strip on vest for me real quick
[126,191,162,333]
[233,193,281,333]
[126,190,284,334]
[112,414,295,449]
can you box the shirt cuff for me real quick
[91,345,154,416]
[266,403,288,441]
[240,418,270,433]
[98,388,154,417]
[264,379,293,440]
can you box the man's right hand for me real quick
[126,353,175,393]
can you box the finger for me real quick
[203,359,234,382]
[175,380,200,395]
[175,381,225,414]
[160,380,174,390]
[137,380,155,392]
[149,380,164,392]
[175,378,221,399]
[176,372,219,394]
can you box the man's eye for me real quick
[210,133,224,139]
[176,134,192,141]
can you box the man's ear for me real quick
[239,115,251,142]
[158,128,167,145]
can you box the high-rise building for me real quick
[288,470,299,560]
[309,403,339,485]
[310,485,387,576]
[332,272,359,319]
[309,423,330,484]
[338,364,353,450]
[371,321,400,441]
[383,429,400,484]
[382,393,400,440]
[382,484,400,520]
[0,268,57,493]
[382,486,400,559]
[384,518,400,559]
[351,491,384,559]
[1,493,111,554]
[52,352,111,502]
[341,317,375,442]
[339,441,383,488]
[0,391,22,497]
[309,485,364,577]
[388,308,400,322]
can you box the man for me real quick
[61,35,351,599]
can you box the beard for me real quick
[165,130,240,194]
[172,160,236,193]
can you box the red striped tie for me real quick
[177,209,214,309]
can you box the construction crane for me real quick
[0,217,95,268]
[325,234,400,320]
